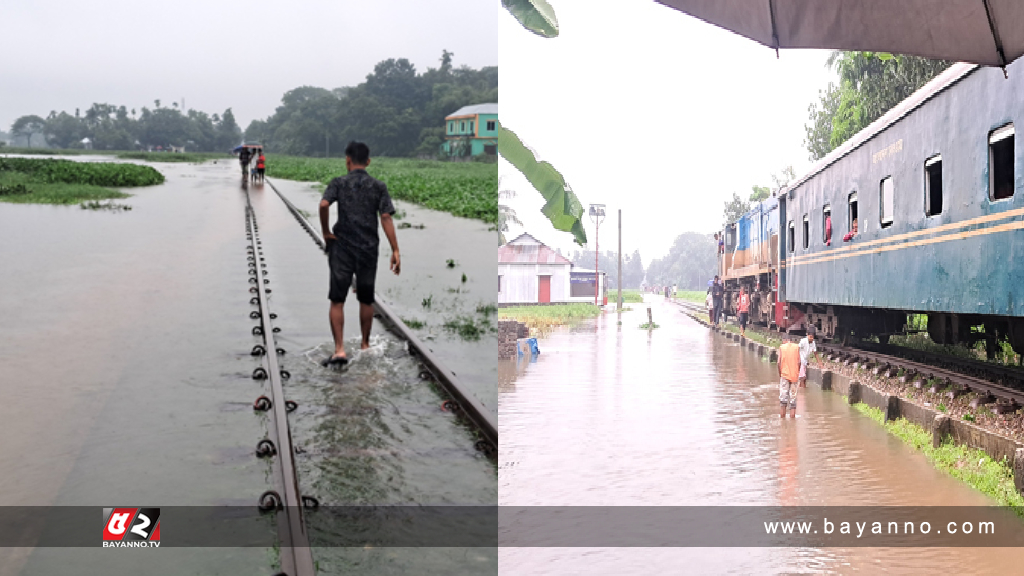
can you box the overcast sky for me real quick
[500,0,837,264]
[0,0,497,132]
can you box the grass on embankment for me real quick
[0,157,162,205]
[264,156,496,223]
[674,290,707,304]
[852,402,1024,514]
[618,289,645,303]
[499,303,602,334]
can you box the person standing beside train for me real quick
[797,326,822,388]
[705,287,714,323]
[711,276,724,327]
[737,286,750,337]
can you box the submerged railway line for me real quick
[242,180,496,575]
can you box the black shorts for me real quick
[739,312,748,328]
[257,167,265,177]
[328,240,377,304]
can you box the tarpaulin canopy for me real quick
[656,0,1024,68]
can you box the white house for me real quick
[498,233,572,304]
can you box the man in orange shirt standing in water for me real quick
[778,337,801,418]
[737,286,750,337]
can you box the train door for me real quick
[776,195,788,329]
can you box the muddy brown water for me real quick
[499,296,1020,574]
[0,158,495,575]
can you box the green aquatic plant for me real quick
[264,156,496,223]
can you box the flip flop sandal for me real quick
[320,355,349,367]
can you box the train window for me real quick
[788,221,795,253]
[925,155,942,216]
[822,204,832,245]
[990,123,1014,200]
[848,192,858,230]
[802,215,809,250]
[880,177,894,228]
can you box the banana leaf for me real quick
[499,125,587,246]
[502,0,559,38]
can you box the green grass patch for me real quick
[674,290,707,304]
[714,318,783,348]
[639,322,660,329]
[0,158,159,205]
[264,156,496,223]
[618,289,645,303]
[400,318,426,329]
[442,315,494,341]
[499,303,602,334]
[852,402,1024,514]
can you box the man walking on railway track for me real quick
[319,141,401,366]
[778,337,801,418]
[798,327,821,388]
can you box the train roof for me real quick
[782,62,979,197]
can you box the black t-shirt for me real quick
[322,169,396,256]
[239,148,251,163]
[712,283,724,302]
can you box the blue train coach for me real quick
[771,60,1024,356]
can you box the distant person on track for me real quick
[239,146,252,180]
[778,337,801,418]
[737,286,750,336]
[256,150,266,183]
[319,141,401,366]
[711,276,724,327]
[798,326,821,388]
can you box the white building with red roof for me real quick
[498,233,572,304]
[499,233,607,304]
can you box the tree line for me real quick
[6,51,496,157]
[244,51,496,158]
[9,104,242,152]
[569,249,645,290]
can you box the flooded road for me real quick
[499,296,1019,574]
[0,157,495,575]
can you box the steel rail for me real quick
[817,342,1024,409]
[672,299,1024,409]
[263,179,497,449]
[245,196,316,576]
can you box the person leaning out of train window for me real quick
[842,218,858,242]
[737,287,750,337]
[825,214,833,246]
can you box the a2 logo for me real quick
[102,507,161,547]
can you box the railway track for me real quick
[242,180,497,574]
[244,193,316,576]
[671,297,1024,411]
[264,179,497,452]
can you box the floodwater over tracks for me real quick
[268,178,498,416]
[499,296,1020,574]
[0,158,495,575]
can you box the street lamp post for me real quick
[589,204,606,306]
